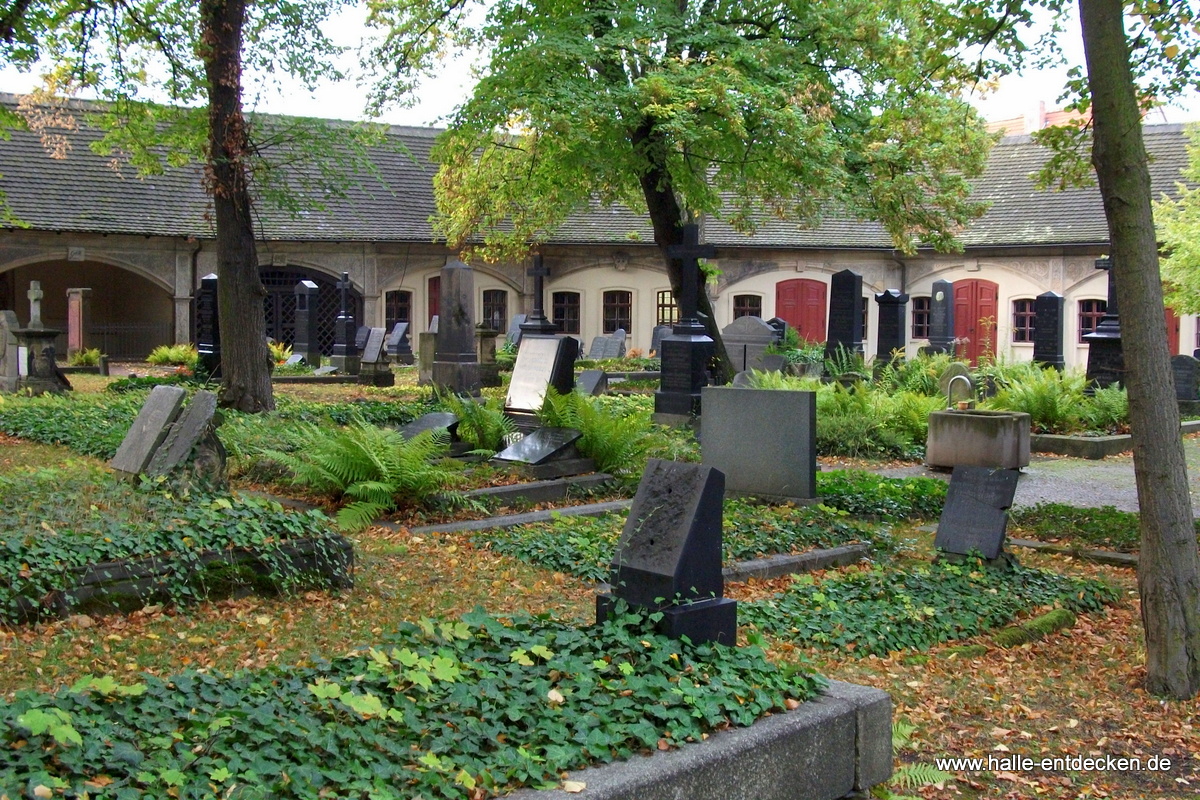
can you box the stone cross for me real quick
[337,271,352,317]
[520,253,557,334]
[27,281,44,330]
[665,223,716,333]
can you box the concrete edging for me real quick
[504,679,892,800]
[723,544,870,582]
[1007,537,1137,567]
[1031,420,1200,459]
[409,500,633,535]
[464,473,614,505]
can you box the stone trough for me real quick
[925,409,1031,470]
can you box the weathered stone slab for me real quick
[361,327,387,364]
[1172,354,1199,401]
[934,466,1020,560]
[576,369,608,396]
[110,385,188,475]
[722,316,776,373]
[145,390,219,478]
[493,427,582,465]
[505,336,578,413]
[397,412,459,441]
[701,387,816,502]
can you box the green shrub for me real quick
[814,382,917,459]
[263,418,465,531]
[496,339,518,369]
[1006,502,1200,553]
[146,343,199,368]
[1078,385,1129,433]
[66,347,102,367]
[0,608,820,798]
[0,393,145,458]
[743,559,1118,656]
[874,353,956,396]
[439,392,516,453]
[539,389,651,477]
[268,340,293,364]
[105,373,206,393]
[983,367,1087,433]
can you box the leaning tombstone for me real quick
[492,427,590,479]
[505,335,579,418]
[649,324,673,357]
[110,385,189,475]
[576,369,608,396]
[587,335,608,360]
[387,322,413,365]
[603,328,627,359]
[397,411,460,442]
[597,459,736,645]
[358,327,394,387]
[144,390,227,491]
[934,466,1020,562]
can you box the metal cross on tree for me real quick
[665,223,715,334]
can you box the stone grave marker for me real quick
[0,309,18,392]
[195,273,221,378]
[432,259,483,395]
[493,427,582,465]
[505,335,579,414]
[722,316,777,373]
[874,290,909,360]
[766,317,789,344]
[587,335,608,359]
[387,322,413,365]
[649,324,672,356]
[506,314,527,346]
[360,326,394,386]
[576,369,608,396]
[354,325,372,352]
[429,315,439,335]
[418,331,436,385]
[361,327,387,364]
[602,328,627,359]
[730,370,754,388]
[144,390,223,483]
[701,386,816,503]
[1172,354,1200,401]
[939,363,974,405]
[110,385,188,475]
[313,365,338,376]
[596,459,736,645]
[1032,291,1065,370]
[927,279,955,354]
[330,272,359,375]
[934,466,1020,561]
[284,354,304,366]
[825,269,864,360]
[293,280,321,368]
[398,411,460,441]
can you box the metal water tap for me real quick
[947,374,972,409]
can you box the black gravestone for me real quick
[874,289,909,360]
[587,336,607,359]
[361,327,387,364]
[825,269,864,360]
[934,466,1020,560]
[293,280,321,368]
[576,369,608,396]
[195,273,221,378]
[493,427,582,465]
[766,317,789,344]
[397,411,459,441]
[387,322,413,365]
[506,315,527,346]
[649,325,673,357]
[597,459,736,645]
[1171,354,1199,401]
[1031,291,1064,370]
[602,329,627,359]
[355,325,372,352]
[927,279,956,354]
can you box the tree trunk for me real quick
[200,0,274,412]
[1079,0,1200,698]
[631,120,735,383]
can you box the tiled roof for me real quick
[0,93,1190,251]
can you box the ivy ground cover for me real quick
[1,609,819,799]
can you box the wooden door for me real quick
[952,279,999,365]
[427,276,440,324]
[775,279,827,343]
[1165,305,1180,355]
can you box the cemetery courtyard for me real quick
[0,359,1196,799]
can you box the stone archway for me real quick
[257,266,362,356]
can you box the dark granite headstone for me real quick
[587,336,607,359]
[361,327,387,364]
[702,387,816,503]
[397,411,459,441]
[331,272,360,375]
[934,466,1020,560]
[722,316,776,373]
[825,269,864,360]
[110,385,188,475]
[432,259,483,395]
[195,273,221,378]
[874,290,909,360]
[731,370,754,388]
[505,335,579,413]
[355,325,372,352]
[766,317,789,344]
[601,329,627,359]
[927,279,955,354]
[597,459,736,645]
[493,427,582,465]
[1032,291,1065,370]
[506,315,527,346]
[1172,354,1199,401]
[649,325,673,357]
[293,280,321,369]
[387,322,413,365]
[576,369,608,396]
[1085,257,1123,388]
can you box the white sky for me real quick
[1,5,1196,128]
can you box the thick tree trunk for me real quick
[1079,0,1200,698]
[631,120,735,383]
[200,0,274,412]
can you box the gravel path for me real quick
[871,436,1200,513]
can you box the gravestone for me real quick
[387,322,413,365]
[766,317,789,345]
[939,363,974,406]
[330,272,360,375]
[493,427,582,465]
[1171,354,1199,401]
[505,335,579,414]
[506,315,527,346]
[587,336,608,359]
[701,387,817,503]
[649,324,673,357]
[110,385,188,475]
[398,411,460,441]
[602,328,627,359]
[354,325,372,352]
[13,281,71,396]
[428,315,439,335]
[432,259,483,396]
[66,287,92,358]
[722,316,777,373]
[0,310,19,392]
[284,354,304,366]
[144,390,226,489]
[926,279,956,354]
[359,327,394,387]
[417,332,436,385]
[731,370,754,388]
[293,280,321,368]
[596,459,736,645]
[874,290,909,360]
[1032,291,1065,370]
[824,269,864,360]
[313,365,338,376]
[934,466,1020,561]
[655,224,717,423]
[576,369,608,396]
[519,254,558,336]
[195,273,221,378]
[1085,257,1124,388]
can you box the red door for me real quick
[427,276,440,324]
[1165,306,1180,355]
[775,279,827,343]
[952,279,999,365]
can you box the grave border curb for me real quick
[1030,419,1200,459]
[504,679,892,800]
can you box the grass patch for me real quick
[0,608,819,798]
[742,559,1118,657]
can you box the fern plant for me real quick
[983,366,1087,433]
[439,392,516,454]
[147,343,199,368]
[1079,384,1129,433]
[539,389,651,478]
[262,417,463,531]
[871,721,955,800]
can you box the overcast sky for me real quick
[1,6,1196,128]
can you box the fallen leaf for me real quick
[562,780,586,793]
